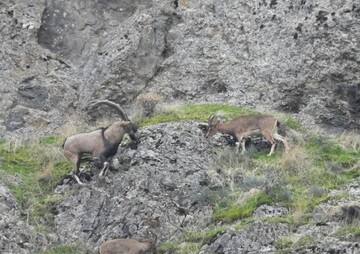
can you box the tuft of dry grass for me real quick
[280,146,312,174]
[132,92,164,122]
[336,130,360,152]
[208,149,255,192]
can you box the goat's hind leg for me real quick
[262,131,276,156]
[273,133,290,153]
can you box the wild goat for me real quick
[62,100,139,185]
[99,230,157,254]
[206,113,289,156]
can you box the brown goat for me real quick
[62,100,138,184]
[99,231,156,254]
[206,113,289,156]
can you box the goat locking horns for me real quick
[62,100,139,185]
[206,113,290,156]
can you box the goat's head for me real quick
[125,122,140,149]
[206,113,222,137]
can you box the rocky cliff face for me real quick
[1,0,360,253]
[1,0,359,140]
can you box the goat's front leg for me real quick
[72,172,84,185]
[72,160,84,185]
[235,135,245,154]
[99,155,110,177]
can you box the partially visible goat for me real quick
[99,230,157,254]
[62,100,139,185]
[206,113,289,156]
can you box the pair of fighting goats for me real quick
[63,100,289,185]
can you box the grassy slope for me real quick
[0,103,359,254]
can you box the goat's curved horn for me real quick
[89,100,129,121]
[208,113,217,126]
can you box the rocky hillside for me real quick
[1,118,360,253]
[1,0,360,140]
[1,0,360,253]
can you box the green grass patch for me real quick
[214,192,271,223]
[157,225,226,254]
[285,118,303,131]
[275,235,315,253]
[37,244,92,254]
[208,127,360,227]
[182,225,226,243]
[0,138,70,232]
[157,240,201,254]
[332,223,360,238]
[138,103,259,126]
[40,135,63,145]
[306,136,360,168]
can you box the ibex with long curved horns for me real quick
[206,113,289,156]
[62,100,139,184]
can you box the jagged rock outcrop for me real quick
[148,0,360,130]
[53,121,216,251]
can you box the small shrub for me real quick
[337,130,360,152]
[132,92,164,122]
[280,146,311,173]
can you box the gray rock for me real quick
[199,222,291,254]
[253,205,289,219]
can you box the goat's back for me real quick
[232,115,277,130]
[63,129,105,154]
[99,238,153,254]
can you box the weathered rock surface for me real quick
[1,0,360,140]
[199,222,292,254]
[53,121,216,251]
